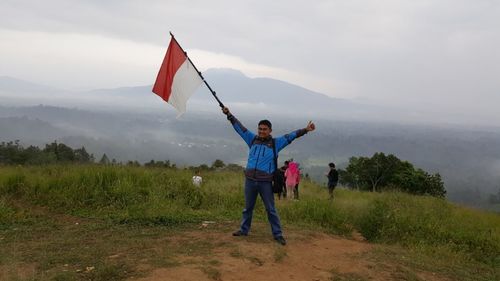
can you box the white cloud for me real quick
[0,28,355,98]
[1,0,500,125]
[0,29,162,90]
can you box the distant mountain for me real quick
[197,68,340,105]
[0,70,402,121]
[77,68,378,119]
[0,76,93,109]
[197,69,373,117]
[0,76,63,95]
[0,70,493,126]
[0,116,68,142]
[0,76,159,111]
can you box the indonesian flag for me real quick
[152,37,203,115]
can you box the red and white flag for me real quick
[152,37,203,115]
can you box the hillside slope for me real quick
[1,166,498,280]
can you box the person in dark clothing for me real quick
[222,107,315,245]
[326,162,339,200]
[276,164,287,200]
[275,166,286,200]
[281,160,290,199]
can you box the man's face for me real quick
[258,124,272,138]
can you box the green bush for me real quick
[357,199,391,241]
[356,193,500,263]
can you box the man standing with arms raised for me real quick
[222,107,315,245]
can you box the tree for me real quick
[339,157,362,189]
[212,159,226,169]
[74,146,90,163]
[338,154,399,192]
[198,164,210,171]
[0,140,24,164]
[99,153,110,165]
[340,152,446,197]
[145,160,171,168]
[43,141,59,160]
[424,172,446,197]
[225,163,244,172]
[488,188,500,204]
[56,143,75,162]
[126,160,140,167]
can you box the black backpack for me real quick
[271,138,282,193]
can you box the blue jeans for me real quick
[239,178,283,238]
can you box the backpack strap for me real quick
[271,138,278,173]
[252,136,278,173]
[251,136,258,146]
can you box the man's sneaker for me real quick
[232,230,247,236]
[275,236,287,245]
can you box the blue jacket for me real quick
[227,114,308,181]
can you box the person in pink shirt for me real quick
[285,162,300,200]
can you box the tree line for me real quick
[1,141,445,197]
[0,140,240,171]
[0,140,93,165]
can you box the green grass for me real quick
[0,166,244,225]
[1,165,499,280]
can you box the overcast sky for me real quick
[1,0,499,125]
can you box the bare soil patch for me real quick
[132,223,448,281]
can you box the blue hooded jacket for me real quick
[227,114,307,181]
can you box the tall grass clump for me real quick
[278,194,352,235]
[0,197,16,228]
[276,182,499,265]
[357,192,500,263]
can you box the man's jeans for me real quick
[239,178,283,238]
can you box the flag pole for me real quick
[169,32,225,108]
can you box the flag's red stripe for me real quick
[152,39,187,102]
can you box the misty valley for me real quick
[1,104,499,211]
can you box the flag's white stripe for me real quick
[168,59,203,114]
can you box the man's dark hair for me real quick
[258,119,272,129]
[329,162,336,168]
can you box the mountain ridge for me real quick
[0,69,368,118]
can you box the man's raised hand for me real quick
[306,120,316,132]
[222,107,230,116]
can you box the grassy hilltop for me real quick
[1,165,499,280]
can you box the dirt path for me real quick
[132,223,446,281]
